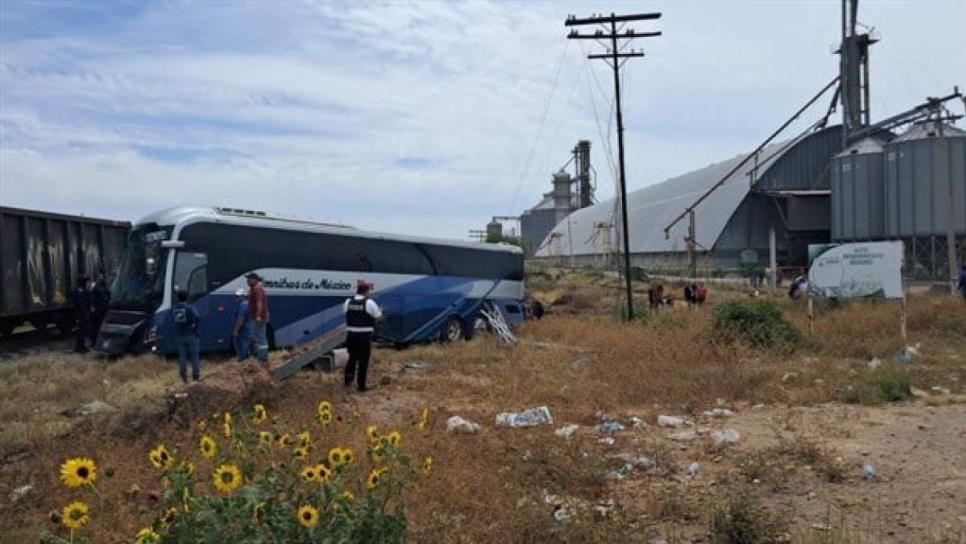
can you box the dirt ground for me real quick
[1,275,964,543]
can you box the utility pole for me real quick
[566,11,661,320]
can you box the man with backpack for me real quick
[170,290,201,383]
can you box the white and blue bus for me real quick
[96,206,525,356]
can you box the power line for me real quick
[508,39,571,215]
[566,11,662,321]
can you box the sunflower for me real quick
[341,447,355,465]
[61,501,89,529]
[297,504,319,528]
[327,447,346,467]
[341,490,355,502]
[294,446,310,461]
[420,456,434,475]
[181,460,196,477]
[365,467,387,489]
[300,465,320,483]
[386,430,402,448]
[316,463,331,483]
[258,431,273,446]
[161,506,177,525]
[317,400,332,417]
[369,444,385,463]
[366,425,380,443]
[276,433,291,449]
[318,410,333,426]
[223,412,233,438]
[149,445,174,470]
[252,404,268,424]
[297,430,311,446]
[135,527,161,544]
[59,457,97,488]
[199,435,217,459]
[212,463,242,494]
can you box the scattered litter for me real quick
[895,343,921,364]
[752,478,761,485]
[657,415,688,428]
[598,437,616,446]
[593,498,616,517]
[782,372,798,384]
[751,403,766,410]
[8,484,33,504]
[552,506,571,522]
[446,415,481,434]
[911,387,929,398]
[930,386,951,395]
[605,463,634,481]
[862,464,876,480]
[867,357,883,369]
[667,429,697,442]
[630,416,648,429]
[62,400,116,418]
[703,408,734,419]
[614,453,654,469]
[554,424,579,439]
[595,420,626,435]
[687,462,701,477]
[710,428,741,447]
[402,361,432,371]
[495,406,553,428]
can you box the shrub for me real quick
[708,491,787,544]
[841,364,912,404]
[712,300,802,350]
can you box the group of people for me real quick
[169,272,270,383]
[167,274,383,392]
[71,274,110,353]
[647,282,708,308]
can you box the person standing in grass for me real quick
[343,280,383,393]
[170,290,202,383]
[71,276,91,353]
[90,274,110,343]
[959,265,966,301]
[247,273,270,362]
[232,288,252,361]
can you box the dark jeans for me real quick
[89,309,107,344]
[345,331,372,391]
[74,318,90,352]
[176,335,201,381]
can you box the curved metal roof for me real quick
[535,127,838,258]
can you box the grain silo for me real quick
[831,136,887,241]
[883,120,966,277]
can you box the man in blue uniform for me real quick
[231,288,252,361]
[170,290,202,383]
[90,274,110,343]
[343,280,383,393]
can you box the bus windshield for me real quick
[110,226,170,310]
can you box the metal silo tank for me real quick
[831,137,886,240]
[884,121,966,237]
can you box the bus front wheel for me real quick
[441,316,466,342]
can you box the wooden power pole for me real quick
[566,11,661,320]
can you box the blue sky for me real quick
[1,0,964,239]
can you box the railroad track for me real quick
[0,326,77,361]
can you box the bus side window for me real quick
[174,252,209,302]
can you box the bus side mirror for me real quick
[161,240,185,249]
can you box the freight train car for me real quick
[0,207,130,337]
